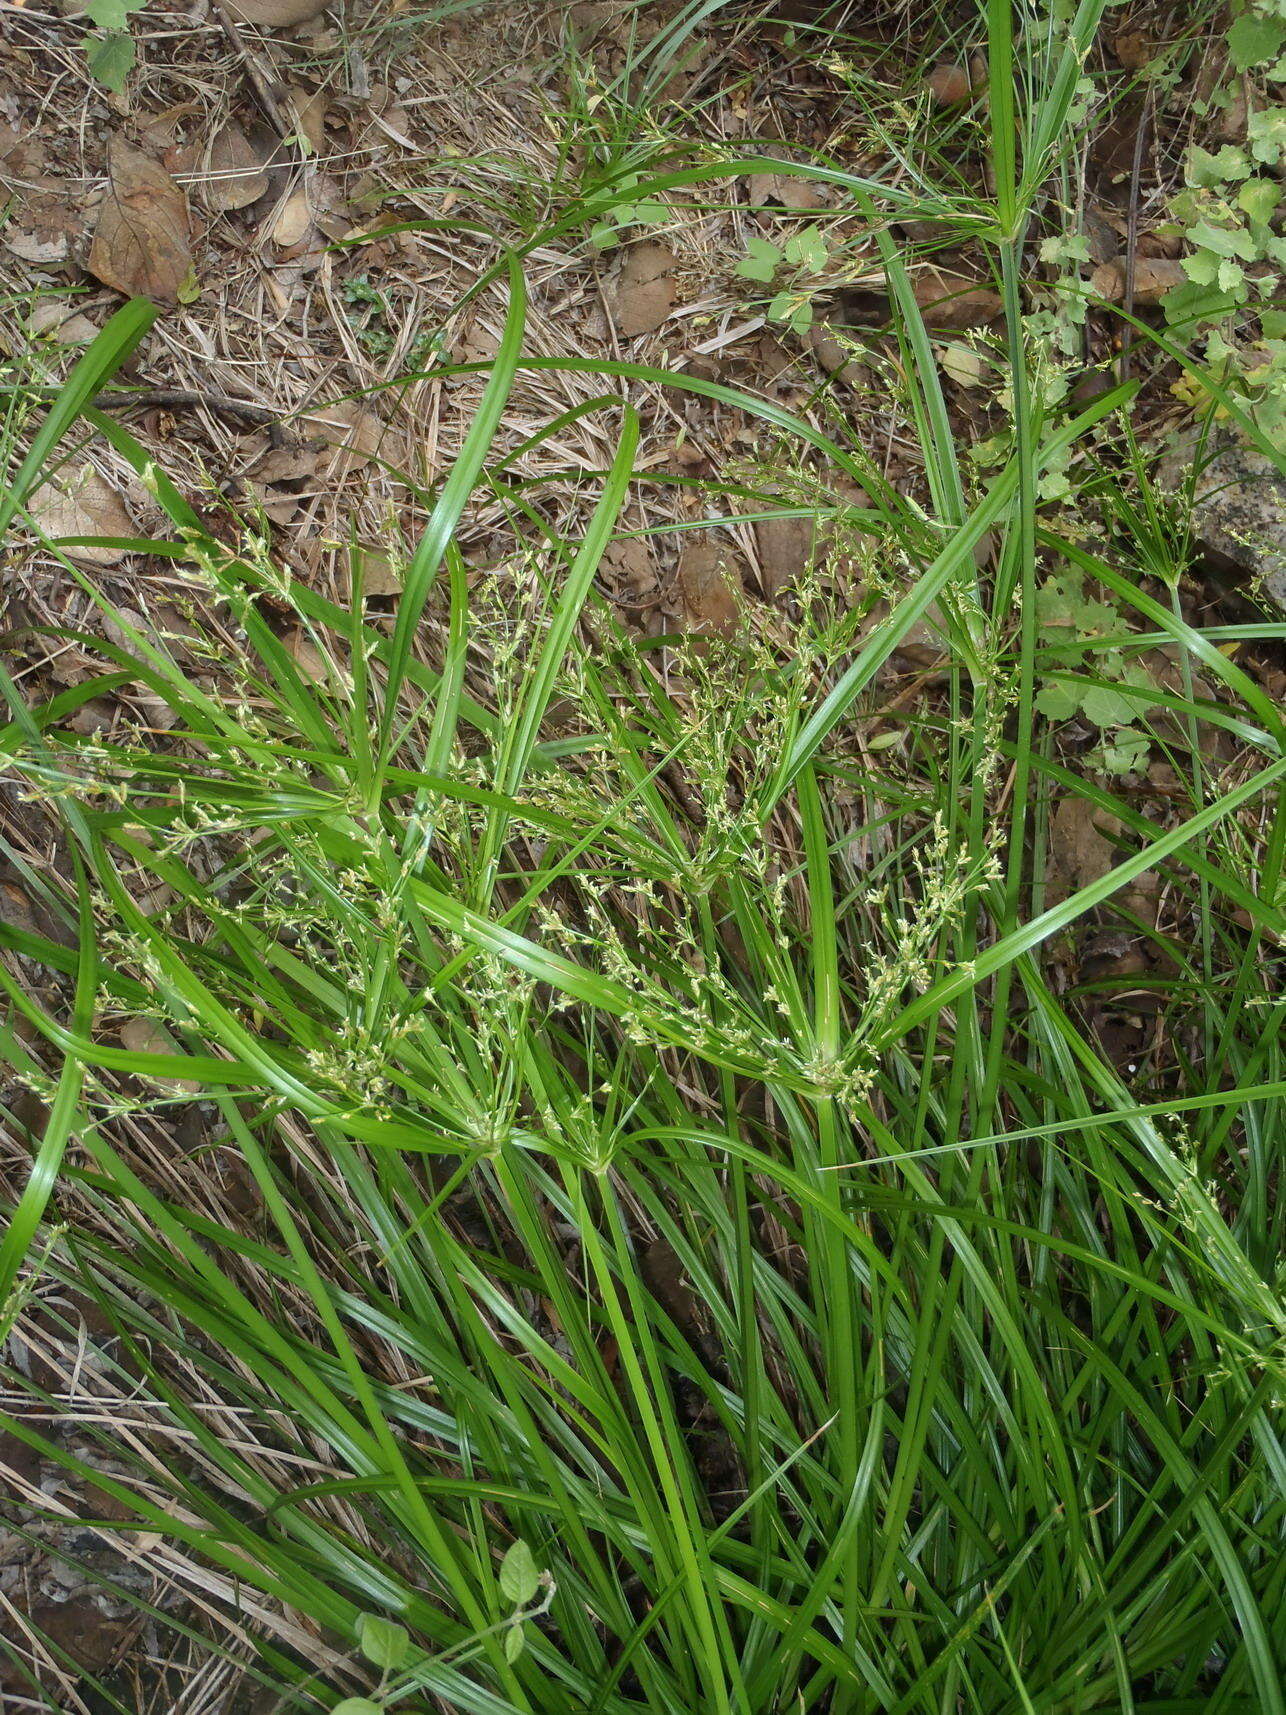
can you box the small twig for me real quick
[212,1,294,140]
[94,387,284,427]
[5,381,284,428]
[1118,90,1154,386]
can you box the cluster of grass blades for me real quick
[3,1,1286,1710]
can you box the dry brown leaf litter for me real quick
[88,135,192,306]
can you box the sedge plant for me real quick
[1,2,1285,1711]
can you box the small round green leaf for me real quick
[332,1701,384,1715]
[499,1538,539,1606]
[356,1612,409,1671]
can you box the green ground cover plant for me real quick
[2,1,1285,1711]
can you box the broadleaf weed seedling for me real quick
[736,224,834,335]
[1161,0,1286,437]
[1035,567,1160,774]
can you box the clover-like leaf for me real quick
[737,237,783,283]
[783,224,828,273]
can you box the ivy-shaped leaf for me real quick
[1181,249,1222,288]
[1100,727,1150,775]
[1227,11,1286,73]
[1036,574,1080,630]
[85,30,135,90]
[1188,218,1258,261]
[1248,108,1286,167]
[1238,177,1281,226]
[1035,682,1081,721]
[1080,682,1140,728]
[1187,143,1251,186]
[85,0,137,25]
[1162,276,1240,326]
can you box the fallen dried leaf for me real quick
[28,301,81,338]
[913,268,1002,329]
[51,312,100,344]
[806,321,862,381]
[755,515,813,599]
[271,185,314,248]
[1218,83,1249,142]
[1090,256,1185,305]
[219,0,330,24]
[286,86,328,154]
[678,536,742,635]
[1112,28,1153,69]
[600,536,654,603]
[351,546,401,597]
[939,340,987,387]
[748,146,824,209]
[29,463,133,566]
[300,398,400,478]
[245,485,302,526]
[285,627,340,686]
[1083,207,1122,267]
[88,136,191,305]
[120,1018,200,1095]
[451,316,501,365]
[1046,797,1121,907]
[68,697,116,735]
[3,187,84,266]
[201,120,271,212]
[610,241,676,337]
[246,441,322,486]
[0,881,39,938]
[102,606,156,656]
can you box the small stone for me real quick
[1184,447,1286,608]
[925,62,971,105]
